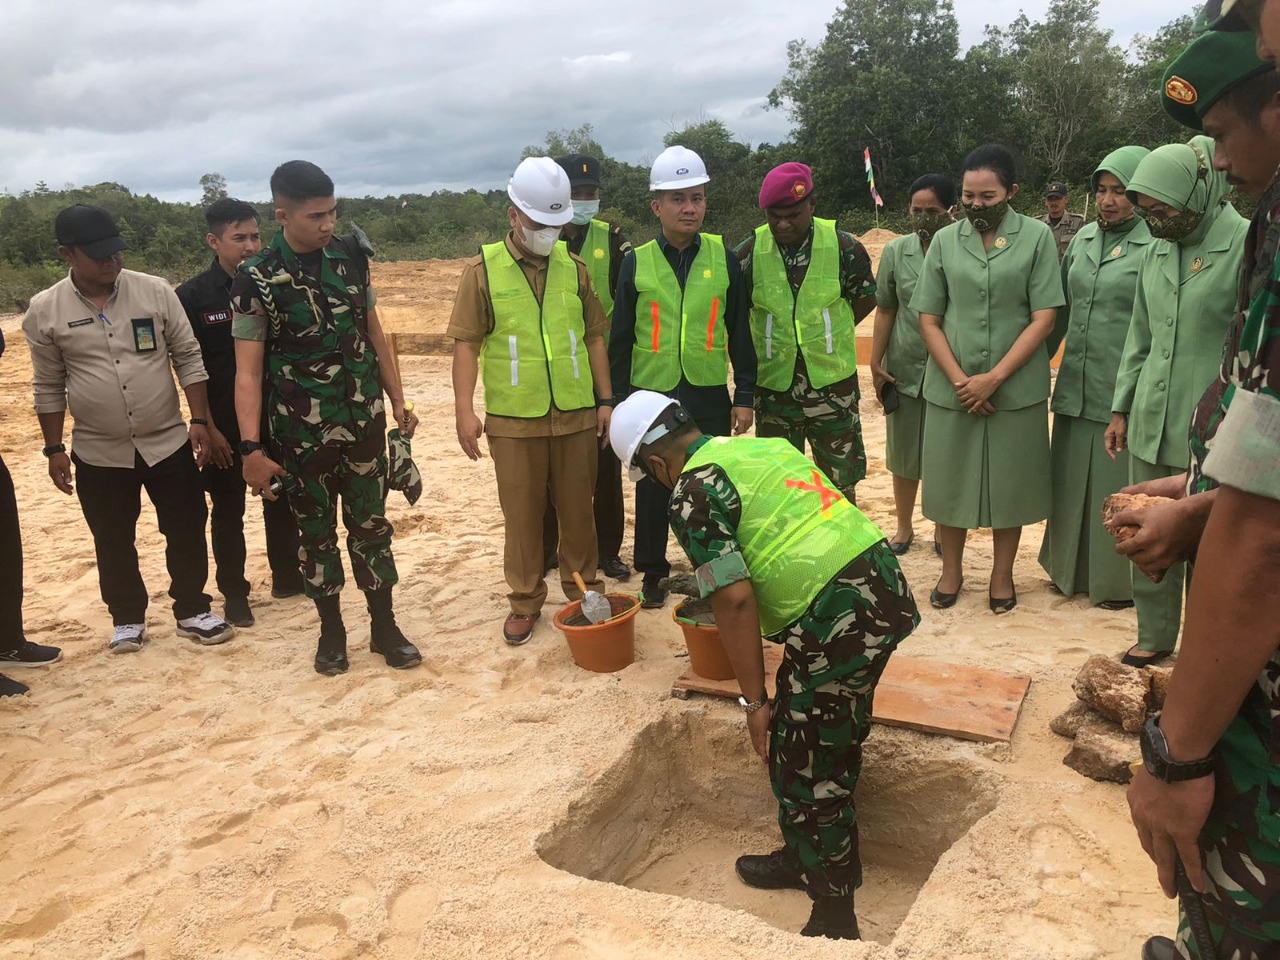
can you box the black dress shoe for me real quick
[641,579,667,609]
[930,577,963,609]
[888,534,914,556]
[370,624,422,669]
[1141,936,1176,960]
[989,588,1017,614]
[271,581,305,599]
[314,624,349,676]
[734,848,806,890]
[600,556,631,580]
[1121,647,1173,668]
[800,894,860,940]
[1099,599,1135,611]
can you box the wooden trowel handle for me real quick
[572,571,588,594]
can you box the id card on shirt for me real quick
[131,317,157,352]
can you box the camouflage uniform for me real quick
[735,226,875,502]
[669,439,919,897]
[230,233,396,600]
[1176,174,1280,960]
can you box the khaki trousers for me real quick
[490,429,603,615]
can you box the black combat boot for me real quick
[366,589,422,670]
[800,894,860,940]
[734,847,806,890]
[314,594,348,676]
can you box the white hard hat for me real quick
[611,391,683,481]
[508,157,574,226]
[650,145,710,191]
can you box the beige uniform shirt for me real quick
[22,269,208,467]
[447,233,608,438]
[1039,211,1086,261]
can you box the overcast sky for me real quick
[3,0,1181,203]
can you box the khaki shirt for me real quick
[1039,211,1086,261]
[447,233,608,438]
[22,269,208,467]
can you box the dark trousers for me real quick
[202,458,304,596]
[542,439,625,564]
[73,444,212,625]
[633,409,731,581]
[0,455,24,652]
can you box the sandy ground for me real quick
[0,248,1176,960]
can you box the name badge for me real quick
[131,317,158,352]
[67,317,94,328]
[203,309,231,326]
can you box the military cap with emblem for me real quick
[1044,181,1069,198]
[1161,29,1275,130]
[554,153,601,189]
[759,162,814,209]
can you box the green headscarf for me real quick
[1091,145,1150,192]
[1126,135,1229,246]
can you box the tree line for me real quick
[0,0,1203,312]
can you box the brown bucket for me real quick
[672,601,735,681]
[553,594,641,673]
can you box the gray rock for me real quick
[1064,722,1139,784]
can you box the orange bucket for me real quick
[553,594,641,673]
[673,601,735,681]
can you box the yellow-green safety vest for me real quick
[582,219,614,321]
[749,218,857,391]
[631,234,730,390]
[683,436,884,636]
[479,241,595,418]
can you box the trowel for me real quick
[572,572,612,625]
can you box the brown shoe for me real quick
[503,611,540,646]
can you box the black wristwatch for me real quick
[238,440,266,457]
[1140,716,1216,782]
[42,443,66,458]
[596,396,617,408]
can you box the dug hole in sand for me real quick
[0,245,1175,959]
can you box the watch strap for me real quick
[1141,716,1216,782]
[42,443,66,458]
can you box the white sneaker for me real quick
[176,612,235,646]
[109,623,148,654]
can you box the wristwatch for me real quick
[596,396,617,408]
[238,440,266,457]
[1140,715,1216,782]
[41,443,66,458]
[738,692,769,714]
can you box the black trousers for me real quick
[633,409,731,580]
[202,458,304,597]
[0,455,24,653]
[73,444,212,625]
[542,439,625,563]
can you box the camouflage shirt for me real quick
[668,436,919,688]
[231,232,383,449]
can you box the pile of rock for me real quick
[1051,655,1174,784]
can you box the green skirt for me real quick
[921,401,1051,529]
[885,391,926,481]
[1037,414,1133,604]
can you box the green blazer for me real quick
[874,233,929,397]
[911,211,1065,411]
[1050,220,1153,423]
[1112,205,1248,468]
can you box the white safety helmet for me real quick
[508,157,574,226]
[611,390,692,481]
[649,145,710,191]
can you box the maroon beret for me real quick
[759,162,814,209]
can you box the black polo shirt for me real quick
[176,257,240,442]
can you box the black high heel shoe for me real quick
[989,588,1017,614]
[930,577,963,609]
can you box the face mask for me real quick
[570,200,600,225]
[1096,212,1135,232]
[520,223,561,256]
[1142,210,1203,243]
[910,212,951,242]
[962,199,1009,233]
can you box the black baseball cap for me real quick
[555,153,601,189]
[1044,181,1069,198]
[55,205,128,259]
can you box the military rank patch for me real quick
[1165,76,1197,106]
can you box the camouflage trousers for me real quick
[768,542,920,898]
[1174,676,1280,959]
[276,414,398,600]
[756,366,865,504]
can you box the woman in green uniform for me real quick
[870,174,955,554]
[1039,146,1152,607]
[1106,136,1247,665]
[912,144,1064,613]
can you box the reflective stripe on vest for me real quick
[684,436,884,636]
[749,218,857,391]
[631,235,730,390]
[479,241,594,418]
[583,219,614,322]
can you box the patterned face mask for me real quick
[962,199,1009,233]
[1097,212,1135,231]
[1137,206,1204,242]
[910,212,952,242]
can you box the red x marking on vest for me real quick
[785,469,842,512]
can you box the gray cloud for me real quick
[1,0,1177,202]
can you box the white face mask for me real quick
[520,223,561,256]
[570,200,600,225]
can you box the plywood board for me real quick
[671,648,1031,744]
